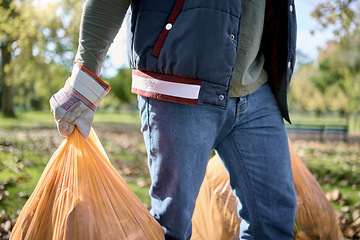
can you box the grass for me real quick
[0,136,52,215]
[297,142,360,213]
[0,109,140,129]
[291,139,360,238]
[0,111,54,129]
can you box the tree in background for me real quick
[0,0,17,117]
[2,0,359,116]
[101,68,137,110]
[311,0,360,114]
[0,0,83,116]
[289,0,360,115]
[311,37,360,114]
[288,62,326,115]
[312,0,357,38]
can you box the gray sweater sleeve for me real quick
[74,0,132,75]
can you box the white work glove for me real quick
[50,63,110,139]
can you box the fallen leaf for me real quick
[136,178,149,188]
[0,191,9,201]
[18,192,29,198]
[17,176,27,182]
[352,210,360,221]
[351,218,360,228]
[326,189,341,201]
[341,206,350,213]
[17,162,24,170]
[0,220,11,232]
[339,179,349,186]
[343,226,355,237]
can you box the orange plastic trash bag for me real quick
[192,139,344,240]
[10,128,164,240]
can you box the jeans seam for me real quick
[229,133,261,239]
[146,97,152,158]
[236,96,248,118]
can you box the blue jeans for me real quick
[137,83,297,240]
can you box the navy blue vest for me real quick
[127,0,296,122]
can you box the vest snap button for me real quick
[165,23,172,30]
[230,34,235,40]
[219,95,224,100]
[289,5,293,12]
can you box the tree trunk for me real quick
[1,44,15,117]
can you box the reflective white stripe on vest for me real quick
[132,75,201,100]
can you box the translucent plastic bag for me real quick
[191,155,240,240]
[10,128,164,240]
[289,140,344,240]
[192,139,344,240]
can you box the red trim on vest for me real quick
[132,88,198,105]
[263,0,280,91]
[132,70,202,85]
[152,0,185,57]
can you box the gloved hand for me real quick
[50,62,110,139]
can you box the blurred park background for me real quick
[0,0,360,239]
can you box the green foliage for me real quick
[312,0,357,38]
[293,140,360,215]
[295,1,360,115]
[310,34,360,113]
[103,68,137,107]
[0,0,83,113]
[312,53,342,94]
[291,19,360,114]
[289,64,326,114]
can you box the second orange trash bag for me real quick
[10,128,164,240]
[191,139,344,240]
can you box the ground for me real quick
[0,113,359,239]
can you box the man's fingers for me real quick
[57,121,75,137]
